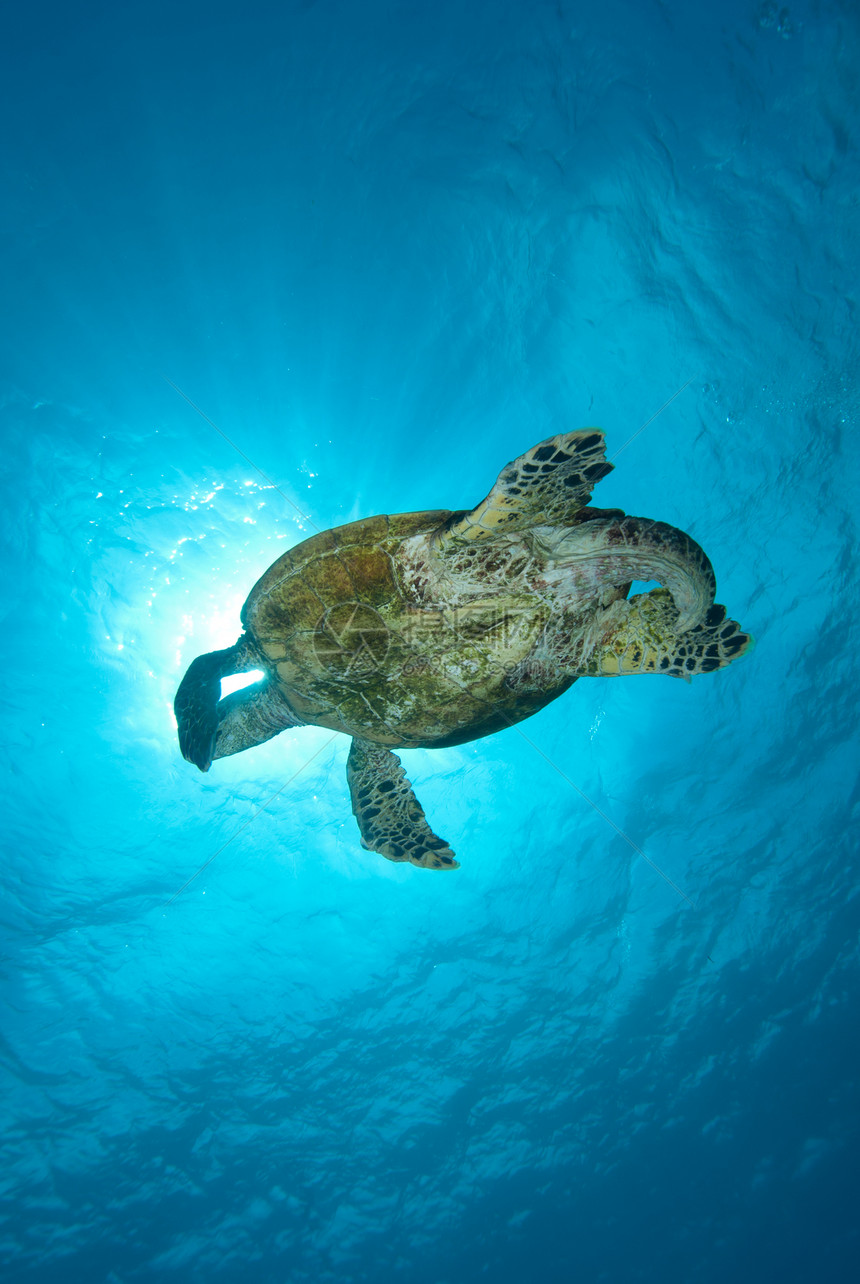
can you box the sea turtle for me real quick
[175,429,750,869]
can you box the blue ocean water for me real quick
[2,0,858,1280]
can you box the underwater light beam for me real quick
[160,373,320,532]
[164,731,340,905]
[610,375,698,460]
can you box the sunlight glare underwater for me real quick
[1,0,859,1282]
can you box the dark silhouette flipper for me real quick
[175,647,237,771]
[175,638,267,771]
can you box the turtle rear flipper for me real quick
[347,739,459,870]
[587,589,753,679]
[175,637,265,771]
[434,429,612,549]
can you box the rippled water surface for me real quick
[2,1,858,1281]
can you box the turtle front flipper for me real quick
[346,739,459,871]
[434,429,612,549]
[586,588,752,679]
[175,637,262,771]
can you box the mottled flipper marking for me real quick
[347,739,459,870]
[436,429,613,547]
[587,588,752,679]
